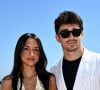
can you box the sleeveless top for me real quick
[17,76,45,90]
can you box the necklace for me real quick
[23,73,37,84]
[23,74,37,90]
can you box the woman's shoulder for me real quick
[49,74,56,84]
[49,75,57,90]
[1,76,12,90]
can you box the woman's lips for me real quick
[27,58,35,61]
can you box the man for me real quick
[50,11,100,90]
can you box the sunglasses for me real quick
[58,29,82,38]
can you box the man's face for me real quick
[56,24,83,52]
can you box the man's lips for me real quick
[67,40,77,44]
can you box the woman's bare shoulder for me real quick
[1,76,12,90]
[49,75,57,90]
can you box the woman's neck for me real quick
[22,65,37,78]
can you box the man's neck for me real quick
[64,48,84,61]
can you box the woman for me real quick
[1,33,57,90]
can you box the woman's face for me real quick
[21,38,40,67]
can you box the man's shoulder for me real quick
[50,61,60,69]
[88,49,100,57]
[49,59,62,73]
[84,48,100,61]
[84,48,100,55]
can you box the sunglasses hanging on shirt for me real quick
[58,29,82,38]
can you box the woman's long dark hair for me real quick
[3,33,53,90]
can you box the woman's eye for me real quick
[23,47,29,50]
